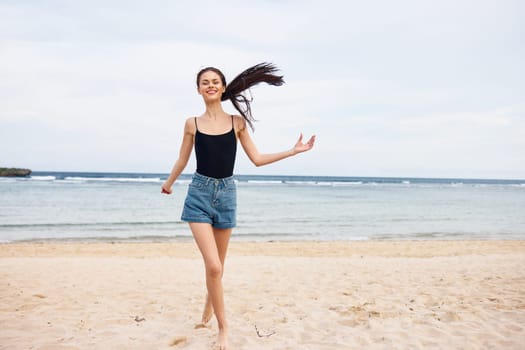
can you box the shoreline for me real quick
[2,240,524,349]
[1,239,525,258]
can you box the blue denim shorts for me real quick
[181,173,237,228]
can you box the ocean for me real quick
[1,171,524,243]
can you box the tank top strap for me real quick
[195,116,232,131]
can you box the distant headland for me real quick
[0,167,32,177]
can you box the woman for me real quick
[161,63,315,349]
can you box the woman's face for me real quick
[198,70,225,101]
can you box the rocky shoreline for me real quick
[0,167,32,177]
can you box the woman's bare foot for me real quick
[201,294,214,324]
[217,327,228,350]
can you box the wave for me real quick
[15,171,525,188]
[63,176,162,183]
[0,221,184,229]
[367,231,523,240]
[26,175,163,184]
[31,176,57,181]
[246,180,283,184]
[14,234,195,243]
[332,181,363,186]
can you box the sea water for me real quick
[0,171,524,242]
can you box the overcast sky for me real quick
[1,0,523,179]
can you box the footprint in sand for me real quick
[169,336,188,347]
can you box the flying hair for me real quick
[197,62,284,131]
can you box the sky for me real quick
[1,0,524,179]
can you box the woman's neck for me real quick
[203,102,226,120]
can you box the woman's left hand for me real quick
[293,133,316,154]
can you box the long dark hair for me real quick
[196,62,284,130]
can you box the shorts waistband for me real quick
[193,172,235,186]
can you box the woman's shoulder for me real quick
[232,115,247,132]
[183,116,197,134]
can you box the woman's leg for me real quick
[202,227,232,324]
[190,223,231,349]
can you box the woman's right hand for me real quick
[161,183,172,195]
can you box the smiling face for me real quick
[197,69,226,102]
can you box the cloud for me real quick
[0,0,524,178]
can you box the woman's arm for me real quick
[161,118,195,194]
[237,118,315,167]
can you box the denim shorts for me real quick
[181,173,237,228]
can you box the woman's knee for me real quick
[206,261,223,279]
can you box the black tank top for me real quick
[194,116,237,179]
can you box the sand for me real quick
[1,240,524,349]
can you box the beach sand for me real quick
[1,240,524,349]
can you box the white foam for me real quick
[64,176,161,183]
[247,180,282,184]
[285,181,318,185]
[31,176,56,181]
[332,181,363,186]
[175,179,191,185]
